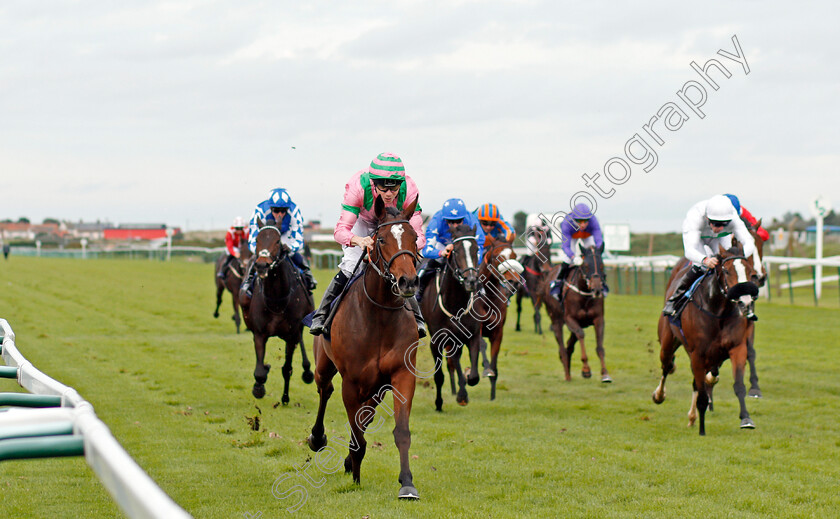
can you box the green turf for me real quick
[1,256,839,518]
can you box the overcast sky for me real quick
[1,1,837,232]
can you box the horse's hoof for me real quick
[307,434,327,452]
[213,312,219,318]
[705,372,719,385]
[740,418,756,429]
[748,388,762,398]
[344,455,352,474]
[483,368,496,378]
[581,369,592,379]
[601,374,612,383]
[652,391,664,404]
[281,395,290,406]
[398,486,420,500]
[467,374,480,387]
[301,370,315,384]
[252,384,266,399]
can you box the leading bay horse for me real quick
[652,245,760,435]
[476,235,523,400]
[515,225,553,334]
[241,221,314,403]
[421,224,483,410]
[543,243,611,382]
[307,196,421,500]
[213,248,251,333]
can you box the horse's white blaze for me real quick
[734,260,748,284]
[463,241,474,269]
[390,224,404,249]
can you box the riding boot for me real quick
[415,260,438,303]
[240,260,257,297]
[292,252,318,291]
[310,271,349,336]
[550,262,571,300]
[662,265,705,316]
[407,296,427,339]
[218,255,233,279]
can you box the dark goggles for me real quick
[709,219,730,227]
[373,182,401,192]
[270,207,288,214]
[446,218,464,225]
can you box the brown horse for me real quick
[515,225,553,334]
[421,224,483,409]
[543,243,611,382]
[307,196,421,499]
[652,245,760,435]
[241,221,314,403]
[476,235,523,400]
[213,248,251,333]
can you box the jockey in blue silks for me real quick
[550,202,605,299]
[241,187,316,297]
[416,198,486,302]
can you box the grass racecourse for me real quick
[1,256,839,518]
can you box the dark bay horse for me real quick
[543,243,611,382]
[307,196,421,500]
[476,235,523,400]
[241,221,314,403]
[515,225,553,334]
[652,245,760,435]
[420,224,483,409]
[213,248,251,333]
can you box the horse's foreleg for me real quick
[391,371,419,499]
[690,360,710,435]
[552,319,571,381]
[280,340,296,405]
[452,347,470,406]
[515,292,523,332]
[213,280,224,318]
[747,326,761,397]
[533,298,543,335]
[230,283,241,333]
[653,318,678,404]
[307,339,336,452]
[488,330,502,401]
[465,337,481,388]
[340,383,367,484]
[731,344,755,429]
[431,341,445,412]
[298,331,314,384]
[446,355,457,396]
[593,315,610,383]
[252,334,270,399]
[565,316,590,379]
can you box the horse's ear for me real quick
[578,242,585,253]
[755,218,762,229]
[374,194,385,220]
[598,242,605,254]
[470,225,476,235]
[404,196,418,219]
[718,244,727,257]
[257,217,264,229]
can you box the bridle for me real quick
[566,247,604,296]
[444,235,479,286]
[363,219,418,309]
[255,226,290,272]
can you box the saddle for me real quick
[668,270,712,326]
[302,267,365,339]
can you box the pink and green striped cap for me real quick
[369,153,406,181]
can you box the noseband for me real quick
[715,255,757,300]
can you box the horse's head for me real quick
[481,235,524,295]
[716,245,760,316]
[254,218,290,279]
[369,195,420,298]
[238,247,252,272]
[748,218,767,287]
[525,224,553,265]
[448,223,481,293]
[578,242,606,298]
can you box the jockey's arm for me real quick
[682,229,708,266]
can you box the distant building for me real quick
[104,224,181,241]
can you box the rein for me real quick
[435,270,476,319]
[255,226,297,312]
